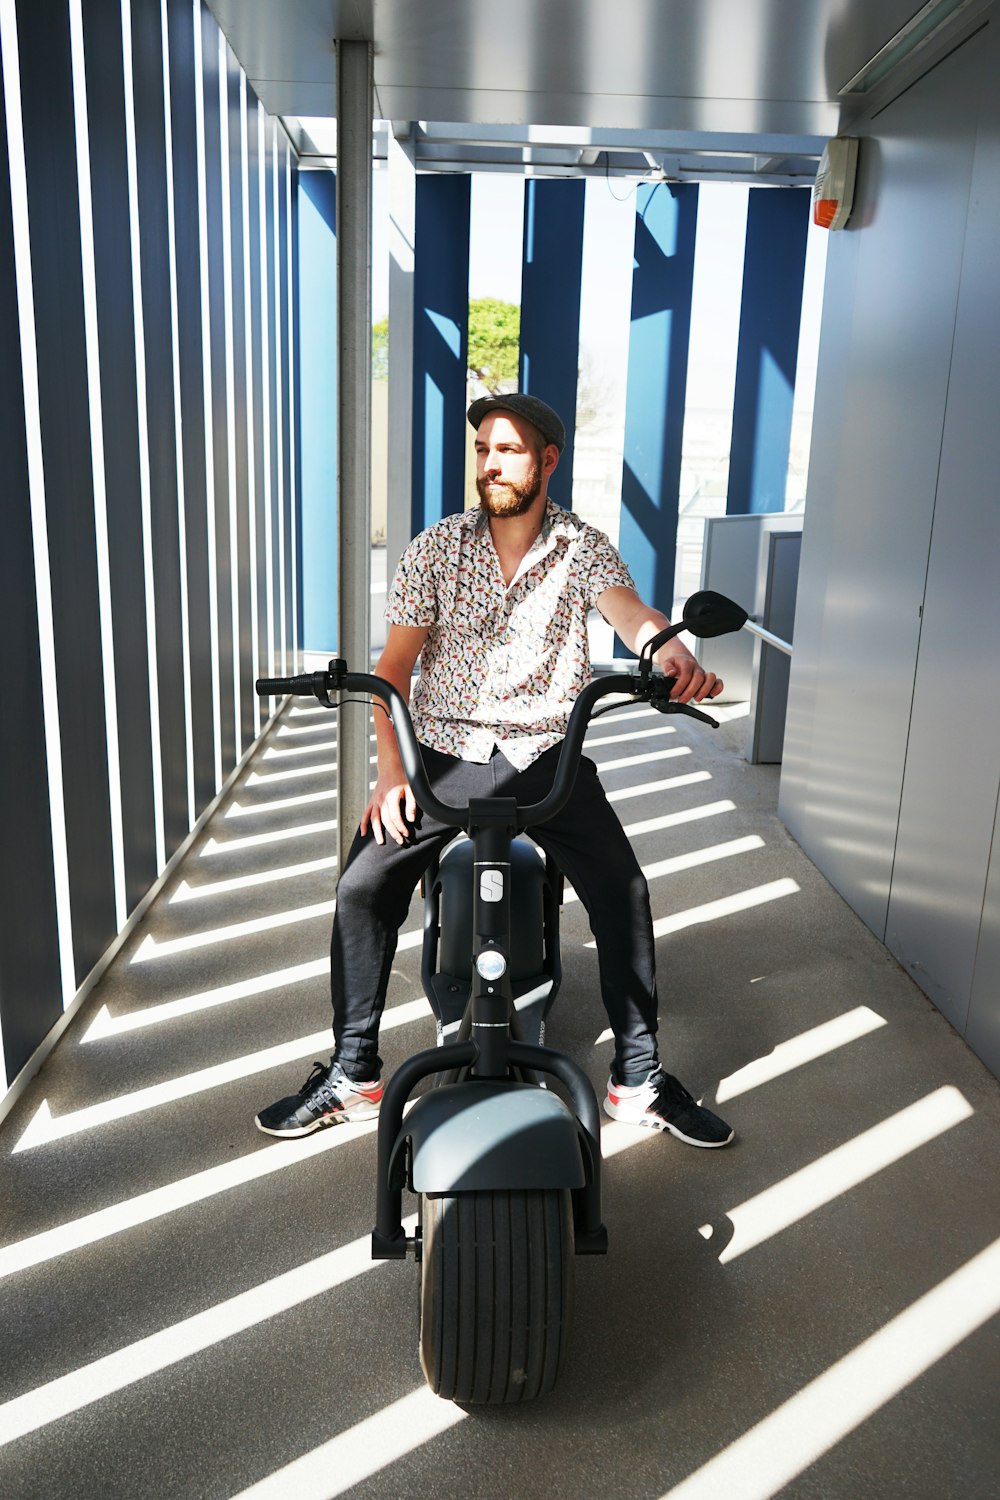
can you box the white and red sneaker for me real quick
[604,1069,734,1148]
[256,1061,383,1137]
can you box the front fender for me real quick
[392,1081,589,1193]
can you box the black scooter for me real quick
[256,589,747,1404]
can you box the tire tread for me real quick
[419,1187,573,1403]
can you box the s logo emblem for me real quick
[480,869,504,902]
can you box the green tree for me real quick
[371,300,520,390]
[467,297,520,393]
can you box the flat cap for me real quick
[467,392,565,453]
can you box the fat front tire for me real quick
[419,1188,574,1404]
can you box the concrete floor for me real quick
[2,700,1000,1499]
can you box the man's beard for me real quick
[476,461,542,518]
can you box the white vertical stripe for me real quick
[159,0,195,828]
[121,0,166,873]
[273,130,286,673]
[192,0,222,790]
[1,0,76,1004]
[67,0,127,929]
[0,1003,7,1090]
[218,30,241,758]
[259,104,275,677]
[285,143,298,670]
[240,73,260,737]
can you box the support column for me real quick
[411,174,470,533]
[386,126,415,587]
[618,182,698,631]
[336,39,372,872]
[727,187,810,514]
[518,178,585,507]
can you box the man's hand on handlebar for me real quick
[658,650,723,705]
[594,586,724,705]
[361,758,420,847]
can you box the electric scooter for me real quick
[256,589,747,1404]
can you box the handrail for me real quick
[593,615,793,669]
[743,619,793,657]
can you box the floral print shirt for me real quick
[386,500,636,769]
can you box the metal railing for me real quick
[593,615,793,675]
[743,618,793,656]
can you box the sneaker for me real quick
[255,1061,383,1138]
[604,1069,734,1148]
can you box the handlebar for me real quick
[256,672,332,697]
[256,661,718,834]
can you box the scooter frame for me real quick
[256,589,748,1400]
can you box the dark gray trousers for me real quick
[330,744,660,1087]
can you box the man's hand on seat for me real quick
[361,759,419,846]
[363,623,430,846]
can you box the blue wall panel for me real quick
[618,182,699,626]
[519,179,585,507]
[298,170,338,650]
[728,188,810,514]
[412,174,470,533]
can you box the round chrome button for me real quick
[475,949,507,981]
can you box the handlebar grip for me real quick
[255,673,322,697]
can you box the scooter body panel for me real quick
[422,837,563,1048]
[397,1080,589,1193]
[436,838,547,980]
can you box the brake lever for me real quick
[661,702,720,729]
[648,678,719,728]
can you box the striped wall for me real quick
[0,0,299,1101]
[402,179,814,565]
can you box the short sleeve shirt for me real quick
[386,500,635,769]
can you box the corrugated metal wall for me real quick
[0,0,298,1099]
[781,16,1000,1079]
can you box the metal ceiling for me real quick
[283,119,825,186]
[204,1,988,183]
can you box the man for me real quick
[257,393,734,1148]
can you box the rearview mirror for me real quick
[681,590,749,639]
